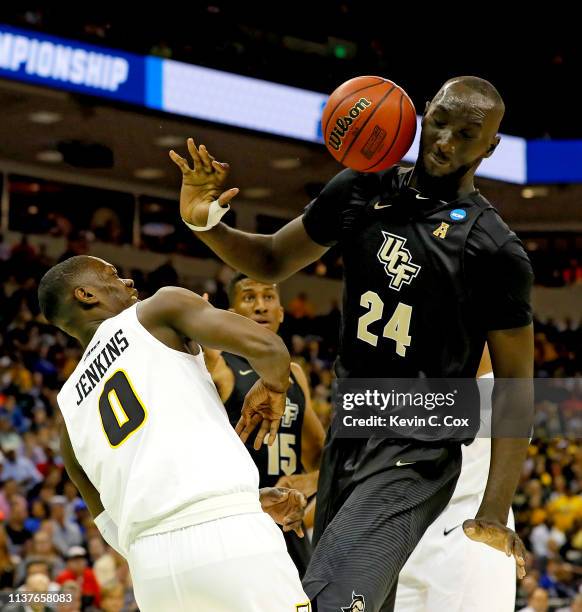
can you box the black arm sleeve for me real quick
[474,239,534,331]
[301,168,361,246]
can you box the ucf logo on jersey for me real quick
[377,231,421,290]
[282,398,299,427]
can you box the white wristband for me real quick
[182,200,230,232]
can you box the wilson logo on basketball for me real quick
[327,97,372,151]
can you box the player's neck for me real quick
[75,315,114,349]
[409,166,476,202]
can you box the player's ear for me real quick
[73,286,98,305]
[278,305,284,324]
[484,135,500,158]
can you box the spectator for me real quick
[546,484,582,532]
[5,494,32,557]
[87,534,115,587]
[288,291,315,319]
[0,440,43,492]
[519,587,550,612]
[13,530,65,585]
[0,524,16,589]
[57,579,82,612]
[48,496,82,557]
[3,572,52,612]
[55,546,101,609]
[100,581,126,612]
[20,557,60,591]
[0,478,19,519]
[557,593,582,612]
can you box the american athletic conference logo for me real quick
[377,231,421,290]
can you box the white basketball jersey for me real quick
[452,372,495,500]
[57,304,260,551]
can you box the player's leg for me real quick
[303,445,462,612]
[128,512,310,611]
[396,494,479,612]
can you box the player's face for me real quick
[420,84,501,178]
[231,279,284,333]
[81,257,138,314]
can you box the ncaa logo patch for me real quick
[341,591,366,611]
[449,208,467,221]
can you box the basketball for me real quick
[322,76,417,172]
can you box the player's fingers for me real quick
[284,520,304,537]
[211,159,230,176]
[254,419,271,450]
[187,138,203,168]
[198,144,213,172]
[513,536,527,576]
[504,532,513,557]
[169,150,191,174]
[462,519,481,540]
[236,413,261,442]
[289,489,307,510]
[217,187,239,207]
[267,417,281,447]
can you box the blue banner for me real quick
[527,139,582,184]
[0,24,146,105]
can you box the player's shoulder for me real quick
[467,194,525,255]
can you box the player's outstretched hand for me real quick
[463,518,527,579]
[275,471,319,499]
[169,138,239,227]
[236,379,286,450]
[259,487,307,538]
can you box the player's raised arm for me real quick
[169,139,328,282]
[138,286,291,447]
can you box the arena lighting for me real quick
[133,168,165,179]
[1,24,581,184]
[36,150,64,163]
[28,111,62,124]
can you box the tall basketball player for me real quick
[170,75,533,611]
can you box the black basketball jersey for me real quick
[222,352,306,488]
[303,166,534,380]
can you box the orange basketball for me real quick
[322,76,417,172]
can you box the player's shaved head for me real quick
[38,255,98,325]
[433,75,505,124]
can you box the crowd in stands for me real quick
[0,234,580,610]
